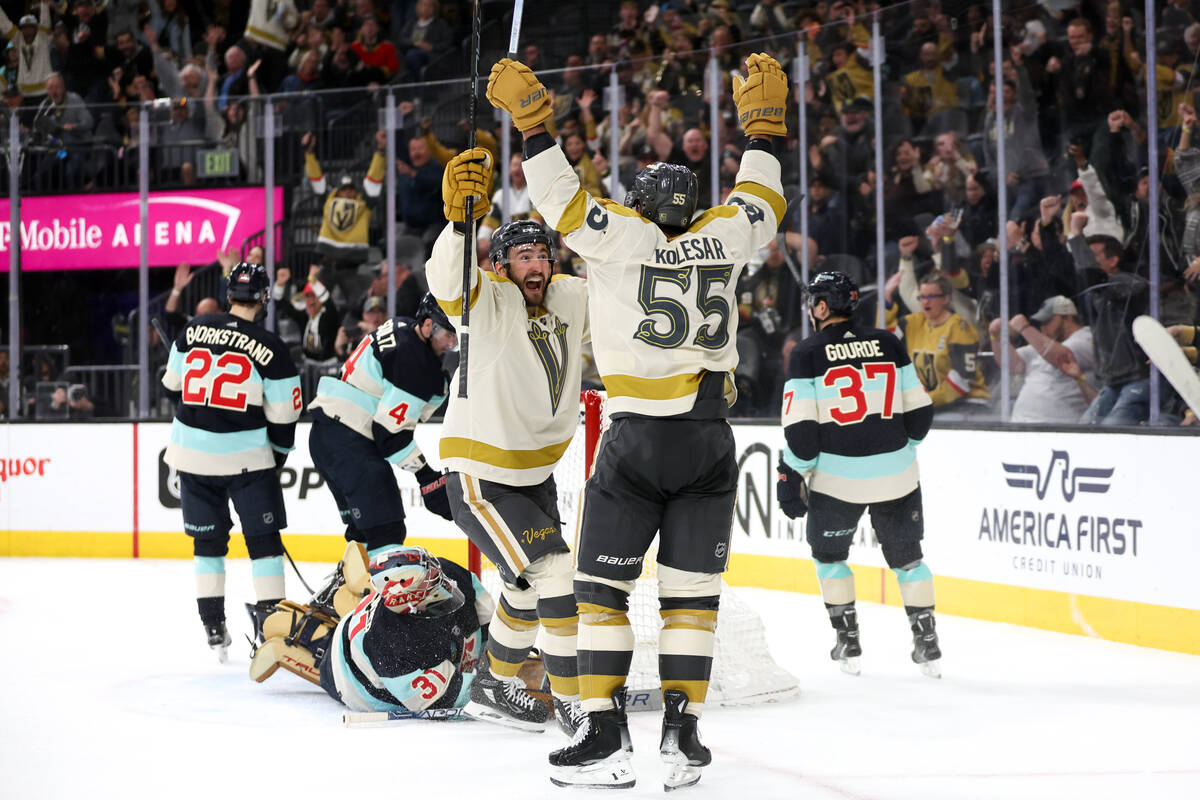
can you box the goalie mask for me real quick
[624,162,698,229]
[368,546,465,617]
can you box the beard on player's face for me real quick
[502,244,552,307]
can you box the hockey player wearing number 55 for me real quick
[161,262,303,662]
[427,147,590,737]
[307,294,458,559]
[486,53,788,790]
[777,271,942,679]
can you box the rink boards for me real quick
[1,422,1196,654]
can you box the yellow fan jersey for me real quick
[893,312,988,406]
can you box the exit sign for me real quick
[197,148,239,178]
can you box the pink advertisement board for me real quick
[0,187,285,271]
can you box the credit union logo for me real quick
[1001,450,1113,502]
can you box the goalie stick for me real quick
[342,708,472,726]
[1132,315,1200,417]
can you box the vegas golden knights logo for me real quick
[329,197,359,233]
[527,316,569,414]
[913,350,938,391]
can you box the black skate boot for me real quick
[660,689,711,791]
[204,621,231,663]
[909,608,942,678]
[829,604,862,675]
[549,690,635,789]
[464,662,550,732]
[552,695,587,737]
[244,600,280,651]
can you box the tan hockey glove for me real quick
[732,52,788,137]
[442,147,494,223]
[486,58,553,132]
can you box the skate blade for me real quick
[661,751,703,792]
[836,656,861,676]
[463,701,547,733]
[550,752,635,789]
[918,659,942,679]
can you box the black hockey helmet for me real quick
[489,219,555,269]
[226,262,270,305]
[368,545,465,617]
[624,162,698,229]
[415,292,455,335]
[805,271,860,317]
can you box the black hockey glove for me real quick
[273,449,288,474]
[777,459,809,519]
[416,466,453,521]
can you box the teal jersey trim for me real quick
[384,440,418,465]
[378,383,430,427]
[167,343,185,375]
[782,450,816,474]
[782,376,817,401]
[899,362,923,392]
[170,419,269,455]
[815,444,916,481]
[263,375,300,404]
[316,376,379,416]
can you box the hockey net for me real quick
[470,390,800,707]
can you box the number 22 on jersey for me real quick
[182,348,253,411]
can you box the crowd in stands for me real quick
[3,0,1200,428]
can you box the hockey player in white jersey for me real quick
[426,147,590,735]
[485,54,788,789]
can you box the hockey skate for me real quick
[552,695,587,737]
[204,621,231,663]
[829,605,862,676]
[549,691,635,789]
[464,662,550,732]
[244,600,279,651]
[660,689,711,791]
[909,609,942,679]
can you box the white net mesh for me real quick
[477,391,800,707]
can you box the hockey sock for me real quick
[657,566,722,718]
[536,591,579,700]
[815,560,855,606]
[250,555,285,603]
[487,586,541,680]
[893,561,935,609]
[194,555,226,625]
[575,573,635,713]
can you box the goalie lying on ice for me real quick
[249,542,495,713]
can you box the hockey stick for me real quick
[1132,315,1200,416]
[342,708,473,726]
[456,0,483,399]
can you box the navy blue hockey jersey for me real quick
[781,321,934,503]
[162,313,302,475]
[307,317,448,467]
[327,560,491,712]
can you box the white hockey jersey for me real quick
[522,142,786,417]
[425,224,590,486]
[244,0,299,51]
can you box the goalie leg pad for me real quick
[249,601,338,685]
[309,541,371,618]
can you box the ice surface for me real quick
[1,557,1197,799]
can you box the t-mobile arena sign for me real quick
[0,187,284,270]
